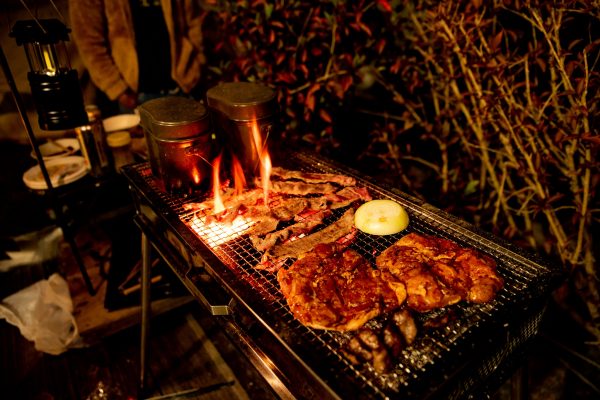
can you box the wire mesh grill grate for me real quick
[128,153,559,398]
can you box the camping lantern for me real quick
[10,18,87,130]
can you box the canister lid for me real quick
[138,96,210,140]
[107,131,132,147]
[206,82,277,121]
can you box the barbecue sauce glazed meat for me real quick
[376,233,504,312]
[277,243,406,331]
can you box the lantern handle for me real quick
[18,0,46,34]
[17,0,67,33]
[49,0,66,24]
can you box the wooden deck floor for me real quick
[1,299,277,400]
[0,222,276,400]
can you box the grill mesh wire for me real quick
[131,153,556,398]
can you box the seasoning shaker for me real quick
[75,105,113,177]
[107,131,134,172]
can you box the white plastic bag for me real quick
[0,273,81,355]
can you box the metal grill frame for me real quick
[123,151,564,400]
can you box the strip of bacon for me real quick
[269,180,339,195]
[256,208,357,271]
[250,209,333,252]
[270,167,356,186]
[327,186,372,209]
[270,198,310,221]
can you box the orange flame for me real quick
[192,166,201,185]
[260,150,272,205]
[251,121,271,205]
[231,155,247,195]
[212,152,225,214]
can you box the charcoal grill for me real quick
[123,151,564,399]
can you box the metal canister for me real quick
[138,96,213,196]
[75,105,113,177]
[206,82,278,181]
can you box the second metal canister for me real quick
[138,96,213,195]
[206,82,277,181]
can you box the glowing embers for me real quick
[188,212,255,248]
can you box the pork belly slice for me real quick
[269,197,326,221]
[256,208,357,271]
[243,196,331,239]
[327,186,372,209]
[277,243,406,332]
[269,180,340,196]
[270,167,357,186]
[249,209,332,252]
[183,188,267,218]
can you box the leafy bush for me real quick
[200,0,600,338]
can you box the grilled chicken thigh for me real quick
[377,233,503,312]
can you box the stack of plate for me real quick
[24,139,88,190]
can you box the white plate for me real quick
[103,114,140,132]
[23,156,88,190]
[31,138,81,160]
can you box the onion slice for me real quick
[354,199,409,235]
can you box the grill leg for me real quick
[511,365,529,400]
[139,232,152,398]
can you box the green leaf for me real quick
[265,3,273,20]
[464,180,479,196]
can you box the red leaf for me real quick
[390,57,401,74]
[359,22,372,36]
[296,93,305,104]
[306,94,316,112]
[319,109,333,123]
[581,133,600,144]
[306,83,320,112]
[375,38,386,54]
[276,72,296,84]
[327,81,343,99]
[377,0,392,12]
[339,75,353,92]
[340,54,353,65]
[299,64,309,79]
[275,53,286,65]
[490,30,503,52]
